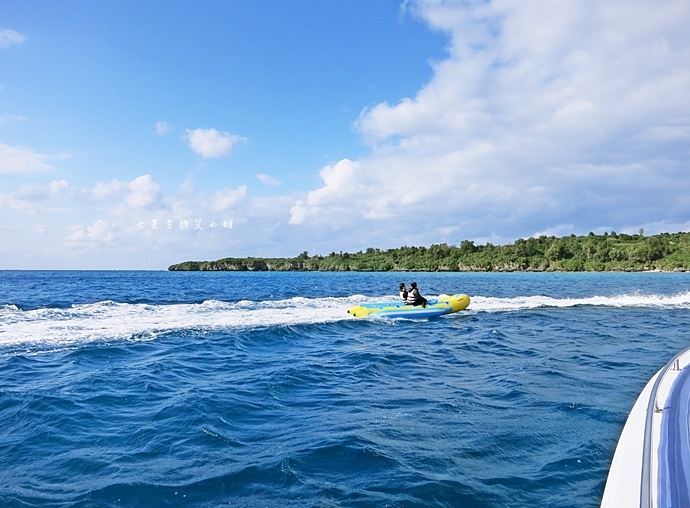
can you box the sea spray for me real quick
[3,291,690,348]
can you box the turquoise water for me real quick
[2,271,690,507]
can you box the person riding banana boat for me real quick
[350,282,469,319]
[399,282,428,307]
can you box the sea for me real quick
[2,271,690,508]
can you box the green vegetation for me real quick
[168,231,690,272]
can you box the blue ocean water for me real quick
[2,271,690,507]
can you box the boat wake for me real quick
[0,297,364,348]
[2,291,689,348]
[469,291,690,312]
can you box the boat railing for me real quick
[640,348,688,508]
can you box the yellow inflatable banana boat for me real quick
[348,294,470,319]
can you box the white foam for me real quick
[0,296,365,348]
[2,292,688,348]
[468,292,690,313]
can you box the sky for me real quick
[1,0,689,269]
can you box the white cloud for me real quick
[0,115,27,127]
[287,0,690,243]
[155,121,171,135]
[65,220,119,249]
[126,174,163,209]
[49,180,69,197]
[625,219,690,236]
[14,183,51,201]
[88,179,126,202]
[0,173,249,225]
[532,224,576,238]
[212,186,247,212]
[256,173,281,186]
[184,128,246,158]
[0,29,25,48]
[0,171,276,267]
[0,142,54,174]
[0,180,71,211]
[290,159,365,225]
[7,177,127,205]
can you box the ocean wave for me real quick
[0,296,367,348]
[1,292,688,348]
[469,291,690,312]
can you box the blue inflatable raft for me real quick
[347,294,470,319]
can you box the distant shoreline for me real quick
[166,267,687,273]
[168,232,690,273]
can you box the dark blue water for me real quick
[2,271,690,507]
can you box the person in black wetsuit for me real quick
[406,282,428,308]
[399,283,408,302]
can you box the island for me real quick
[168,231,690,272]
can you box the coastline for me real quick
[168,265,688,273]
[168,232,690,273]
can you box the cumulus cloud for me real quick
[126,174,163,209]
[0,173,250,226]
[0,142,54,174]
[290,0,690,243]
[14,184,51,201]
[155,121,171,135]
[0,29,25,48]
[290,159,364,225]
[65,220,119,249]
[1,170,257,267]
[184,128,246,158]
[212,186,247,211]
[256,173,281,186]
[0,180,71,211]
[88,179,126,202]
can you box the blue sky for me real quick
[1,0,690,269]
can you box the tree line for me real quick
[168,231,690,272]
